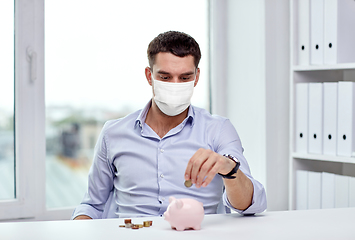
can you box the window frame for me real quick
[0,0,46,221]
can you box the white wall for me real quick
[226,0,267,191]
[210,0,290,211]
[264,0,290,211]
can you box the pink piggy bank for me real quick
[163,196,204,231]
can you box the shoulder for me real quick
[191,105,238,138]
[191,105,229,126]
[102,109,141,133]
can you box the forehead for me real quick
[153,52,195,74]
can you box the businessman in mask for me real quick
[73,31,267,220]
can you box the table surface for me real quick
[1,208,354,240]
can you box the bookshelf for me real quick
[289,0,355,210]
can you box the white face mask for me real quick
[152,78,195,116]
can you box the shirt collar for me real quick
[135,100,195,128]
[186,104,195,127]
[135,100,152,128]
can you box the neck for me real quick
[145,99,189,138]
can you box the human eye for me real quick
[159,75,170,80]
[181,75,193,81]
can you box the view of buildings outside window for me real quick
[45,0,209,208]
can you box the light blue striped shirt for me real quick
[72,101,266,219]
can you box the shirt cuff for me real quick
[223,177,267,215]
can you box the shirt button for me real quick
[160,149,164,153]
[160,174,164,178]
[161,197,165,201]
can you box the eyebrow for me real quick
[157,70,170,75]
[157,70,195,76]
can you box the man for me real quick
[72,31,266,220]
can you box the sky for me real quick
[0,0,209,115]
[45,0,209,113]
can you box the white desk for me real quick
[1,208,354,240]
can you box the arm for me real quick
[184,119,266,213]
[71,121,115,220]
[185,149,253,210]
[74,215,92,220]
[220,159,254,210]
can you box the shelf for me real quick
[293,63,355,72]
[292,152,355,164]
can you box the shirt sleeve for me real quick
[223,177,267,215]
[71,121,115,219]
[214,119,267,214]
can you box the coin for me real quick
[184,179,193,188]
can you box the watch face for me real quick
[224,154,239,163]
[231,156,240,163]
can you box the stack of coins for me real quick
[143,221,153,227]
[124,219,132,228]
[131,224,143,229]
[119,219,153,230]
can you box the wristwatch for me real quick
[218,154,240,179]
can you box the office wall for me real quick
[264,0,290,211]
[226,0,267,194]
[210,0,290,211]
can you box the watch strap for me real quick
[218,154,240,179]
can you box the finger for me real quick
[187,149,205,184]
[195,154,216,188]
[184,160,192,181]
[191,149,215,187]
[201,157,224,187]
[185,149,203,180]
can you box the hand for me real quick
[73,215,92,220]
[184,148,236,188]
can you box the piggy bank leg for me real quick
[175,225,186,231]
[192,225,201,230]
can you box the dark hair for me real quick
[147,31,201,69]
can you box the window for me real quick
[0,0,45,220]
[45,0,209,209]
[0,1,15,201]
[0,0,209,220]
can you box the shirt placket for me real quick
[157,139,169,216]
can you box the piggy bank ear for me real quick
[175,199,183,210]
[169,196,176,203]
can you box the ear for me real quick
[175,199,183,210]
[145,67,153,86]
[194,68,200,87]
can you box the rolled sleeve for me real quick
[223,176,267,215]
[216,119,267,215]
